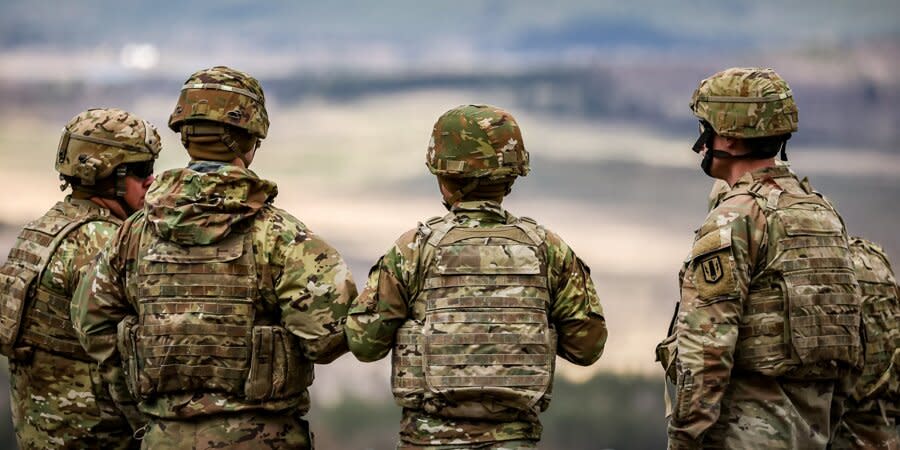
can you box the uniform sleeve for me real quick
[267,218,357,365]
[58,221,120,296]
[667,196,765,449]
[71,218,145,430]
[545,230,608,366]
[346,229,419,362]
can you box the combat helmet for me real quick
[427,104,529,179]
[169,66,268,164]
[690,67,798,139]
[56,108,160,194]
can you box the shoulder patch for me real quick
[691,227,738,303]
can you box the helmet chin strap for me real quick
[442,179,481,210]
[693,125,788,177]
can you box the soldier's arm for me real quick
[346,229,418,362]
[268,213,357,364]
[667,198,762,448]
[61,221,120,295]
[545,230,607,366]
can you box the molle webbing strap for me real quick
[141,263,253,275]
[427,311,546,324]
[182,83,262,103]
[145,364,247,381]
[397,353,549,367]
[425,333,548,345]
[696,90,793,103]
[142,344,250,359]
[423,275,547,290]
[426,375,551,388]
[780,236,847,250]
[7,248,42,266]
[18,329,91,361]
[141,323,250,337]
[138,284,256,298]
[426,296,546,311]
[736,343,790,360]
[141,301,252,315]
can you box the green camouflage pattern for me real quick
[661,166,859,449]
[832,237,900,449]
[5,197,140,448]
[168,66,269,138]
[143,161,278,245]
[141,411,311,450]
[347,200,606,446]
[56,108,161,184]
[690,67,799,139]
[72,161,356,422]
[426,105,529,180]
[391,214,554,420]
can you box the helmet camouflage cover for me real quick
[56,108,161,185]
[690,67,798,139]
[168,65,269,138]
[426,104,529,180]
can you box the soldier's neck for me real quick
[723,158,776,187]
[89,196,129,220]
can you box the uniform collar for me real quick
[732,164,796,189]
[450,200,511,224]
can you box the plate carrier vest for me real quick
[848,238,900,409]
[391,213,556,420]
[119,225,311,402]
[0,200,119,360]
[731,180,862,378]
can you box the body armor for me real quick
[392,214,555,420]
[119,225,311,401]
[0,200,118,359]
[848,238,900,410]
[732,181,861,377]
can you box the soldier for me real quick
[832,237,900,449]
[0,108,160,449]
[346,104,608,449]
[72,66,357,449]
[656,68,863,449]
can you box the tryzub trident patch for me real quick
[701,255,723,283]
[692,228,737,301]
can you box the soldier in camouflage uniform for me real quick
[656,68,863,449]
[832,237,900,449]
[346,104,608,449]
[71,66,357,450]
[1,108,160,449]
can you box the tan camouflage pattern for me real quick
[168,66,269,138]
[140,411,311,450]
[347,200,606,447]
[661,166,860,449]
[690,67,799,139]
[832,237,900,449]
[56,108,161,184]
[3,197,139,449]
[73,161,355,424]
[390,214,555,421]
[426,105,529,180]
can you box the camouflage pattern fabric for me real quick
[832,238,900,449]
[56,108,161,185]
[690,67,799,139]
[397,438,537,449]
[661,165,859,449]
[426,105,529,180]
[168,66,269,138]
[72,161,355,423]
[347,200,607,447]
[140,411,311,450]
[7,197,139,449]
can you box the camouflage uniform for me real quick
[657,69,862,449]
[832,238,900,450]
[72,67,356,450]
[1,108,160,449]
[346,105,607,449]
